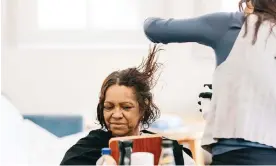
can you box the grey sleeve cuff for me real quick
[143,17,159,43]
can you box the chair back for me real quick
[178,138,204,165]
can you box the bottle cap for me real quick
[162,140,173,148]
[101,148,111,155]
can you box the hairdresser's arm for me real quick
[144,12,231,48]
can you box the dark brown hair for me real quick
[239,0,276,44]
[96,44,163,129]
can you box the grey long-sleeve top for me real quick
[144,12,244,66]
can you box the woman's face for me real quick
[103,84,142,137]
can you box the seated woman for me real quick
[60,45,195,165]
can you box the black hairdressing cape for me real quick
[60,129,192,165]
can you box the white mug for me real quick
[131,152,154,166]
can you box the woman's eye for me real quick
[104,106,113,110]
[123,106,132,110]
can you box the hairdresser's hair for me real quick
[239,0,276,44]
[97,45,162,129]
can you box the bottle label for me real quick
[159,154,175,165]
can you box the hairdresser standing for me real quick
[144,0,276,164]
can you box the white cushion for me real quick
[0,95,28,166]
[22,119,59,165]
[0,95,89,166]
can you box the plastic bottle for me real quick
[158,140,175,166]
[118,140,133,166]
[96,148,117,166]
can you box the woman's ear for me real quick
[139,111,144,120]
[140,98,149,116]
[144,98,149,105]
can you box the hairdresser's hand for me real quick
[198,84,212,119]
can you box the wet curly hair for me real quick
[239,0,276,44]
[96,44,163,129]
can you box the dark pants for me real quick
[211,148,276,165]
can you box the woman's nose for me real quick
[112,108,123,118]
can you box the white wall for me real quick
[0,0,2,96]
[1,0,225,126]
